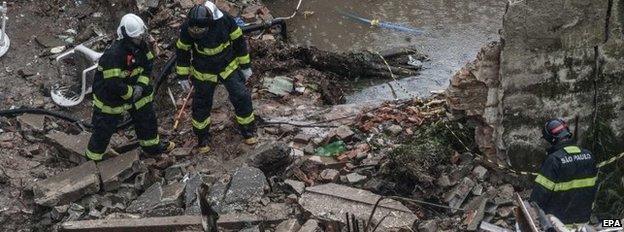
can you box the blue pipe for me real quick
[337,10,424,36]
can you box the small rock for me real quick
[346,173,367,183]
[164,164,187,182]
[333,125,354,140]
[290,148,304,157]
[497,206,514,218]
[303,144,315,155]
[436,175,452,187]
[279,124,296,134]
[178,0,194,9]
[293,133,314,144]
[170,148,192,157]
[17,114,45,131]
[262,34,275,41]
[386,124,403,135]
[284,179,305,195]
[472,184,484,196]
[418,220,438,232]
[472,165,488,180]
[275,219,301,232]
[298,219,322,232]
[239,225,261,232]
[45,131,92,164]
[161,182,186,206]
[320,169,339,182]
[66,203,85,221]
[50,46,66,54]
[263,127,279,135]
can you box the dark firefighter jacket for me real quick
[92,40,155,115]
[530,141,598,225]
[175,13,250,82]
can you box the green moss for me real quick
[380,121,475,184]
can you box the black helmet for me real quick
[542,118,572,145]
[187,5,213,28]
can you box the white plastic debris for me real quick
[0,2,10,57]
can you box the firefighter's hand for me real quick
[132,85,144,102]
[241,68,253,81]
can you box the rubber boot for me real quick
[146,140,176,155]
[197,133,211,154]
[239,123,257,145]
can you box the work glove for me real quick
[131,85,144,102]
[241,68,253,81]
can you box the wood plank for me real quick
[60,215,202,232]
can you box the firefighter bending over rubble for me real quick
[84,14,175,161]
[530,118,597,227]
[175,2,257,154]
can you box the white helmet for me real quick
[116,14,147,39]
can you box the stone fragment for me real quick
[463,196,487,231]
[444,177,475,212]
[418,220,438,232]
[170,147,192,157]
[298,219,321,232]
[300,184,417,230]
[34,161,100,207]
[126,182,162,214]
[284,179,305,195]
[97,151,140,191]
[178,0,194,9]
[497,206,514,218]
[35,34,64,48]
[224,167,268,205]
[184,172,203,209]
[45,131,92,163]
[333,125,354,140]
[436,175,453,187]
[346,173,367,183]
[165,163,187,182]
[275,219,301,232]
[240,225,261,232]
[319,169,339,182]
[293,133,314,144]
[386,124,403,135]
[161,182,186,206]
[17,114,45,131]
[472,165,488,180]
[472,184,484,196]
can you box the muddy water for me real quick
[265,0,506,102]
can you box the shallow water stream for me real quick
[266,0,507,102]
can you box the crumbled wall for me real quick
[448,0,624,170]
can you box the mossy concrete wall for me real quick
[448,0,624,170]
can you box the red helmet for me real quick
[542,118,572,145]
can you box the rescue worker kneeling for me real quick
[530,118,597,226]
[175,2,257,154]
[85,14,175,161]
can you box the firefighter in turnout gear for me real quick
[530,118,597,226]
[175,2,257,154]
[85,14,175,161]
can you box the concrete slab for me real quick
[97,151,140,191]
[46,130,91,164]
[300,183,417,230]
[34,161,100,207]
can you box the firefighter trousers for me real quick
[85,101,161,160]
[191,69,255,139]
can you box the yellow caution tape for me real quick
[597,151,624,168]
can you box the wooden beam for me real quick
[60,215,202,232]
